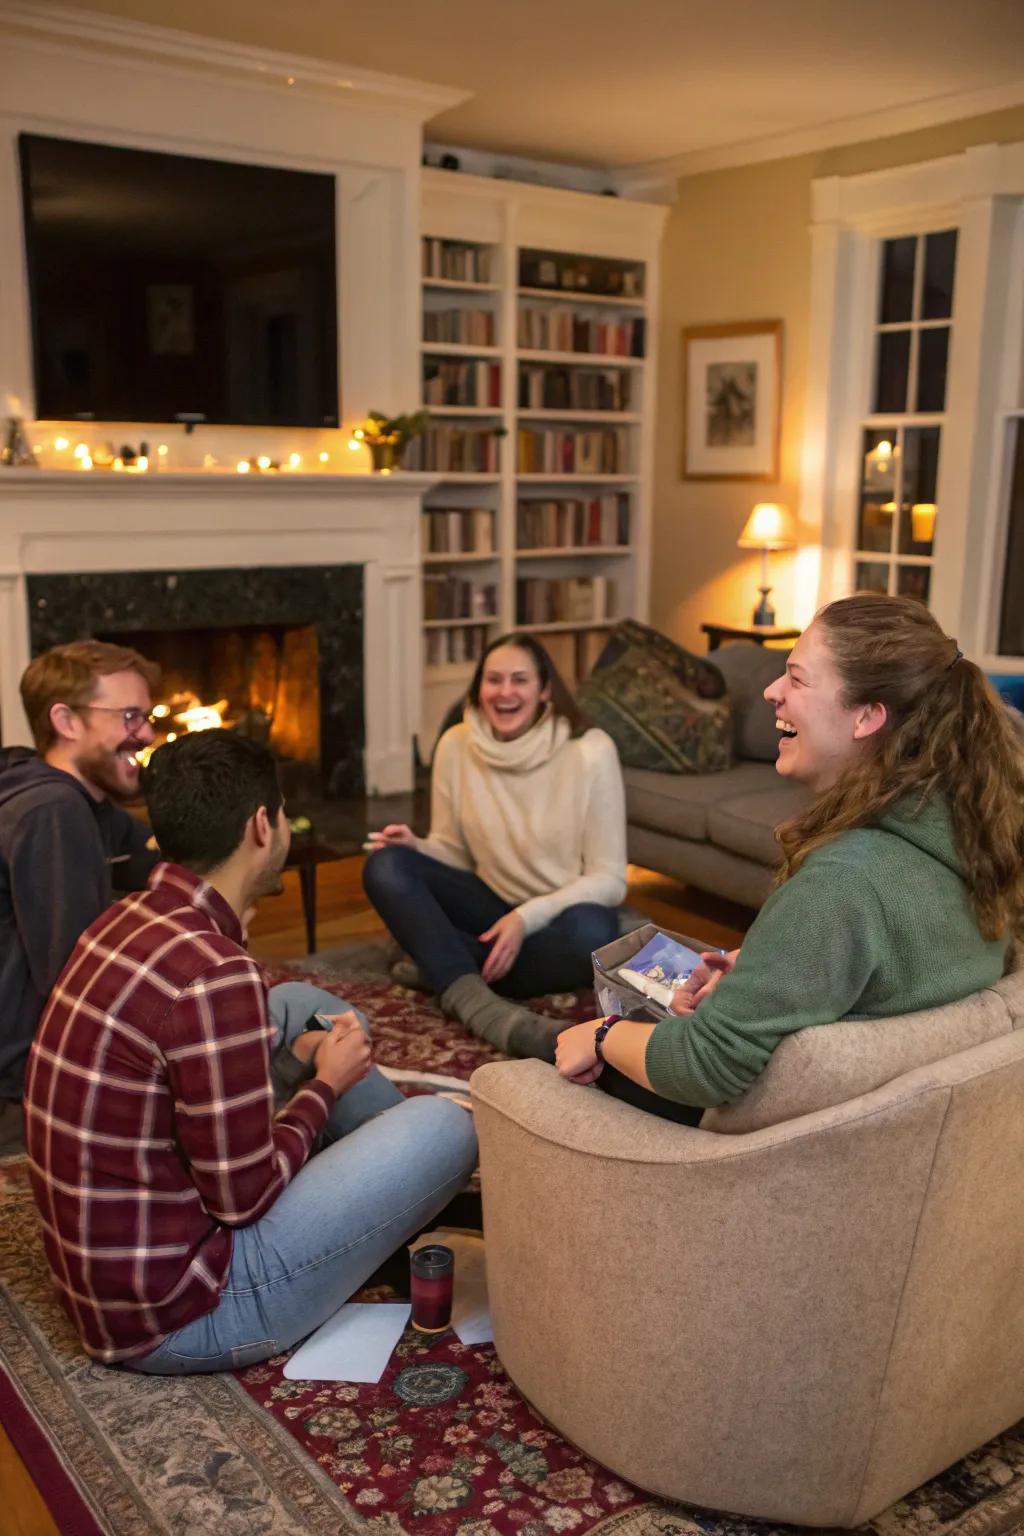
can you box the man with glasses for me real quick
[0,640,160,1145]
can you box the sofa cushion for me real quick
[624,761,779,842]
[578,620,732,774]
[700,983,1014,1134]
[707,784,812,866]
[712,642,793,762]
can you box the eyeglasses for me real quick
[78,705,157,731]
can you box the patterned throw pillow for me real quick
[577,620,732,773]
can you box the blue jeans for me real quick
[363,845,619,996]
[129,982,478,1375]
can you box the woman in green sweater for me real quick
[555,593,1024,1122]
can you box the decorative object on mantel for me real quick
[682,320,782,481]
[1,415,36,468]
[737,501,796,627]
[350,410,430,473]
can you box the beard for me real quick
[73,739,142,804]
[250,819,290,900]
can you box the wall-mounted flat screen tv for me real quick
[19,134,339,428]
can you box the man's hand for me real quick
[314,1012,372,1097]
[479,911,525,983]
[670,948,739,1014]
[555,1019,604,1084]
[364,824,416,851]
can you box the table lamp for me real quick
[737,502,796,627]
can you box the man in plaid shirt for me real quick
[24,730,477,1372]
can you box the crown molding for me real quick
[0,0,469,121]
[615,77,1024,191]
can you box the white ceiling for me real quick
[42,0,1024,172]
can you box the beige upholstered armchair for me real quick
[470,955,1024,1528]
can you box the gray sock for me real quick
[440,974,559,1063]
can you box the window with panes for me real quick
[854,229,957,606]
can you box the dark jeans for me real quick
[363,844,619,997]
[597,1064,703,1125]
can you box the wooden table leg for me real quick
[298,862,317,955]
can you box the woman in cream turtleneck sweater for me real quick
[363,633,627,1060]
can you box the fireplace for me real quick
[26,565,364,799]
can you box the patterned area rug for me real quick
[4,941,1024,1536]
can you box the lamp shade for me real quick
[737,502,796,550]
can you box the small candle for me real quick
[410,1244,454,1334]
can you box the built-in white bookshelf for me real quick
[416,171,666,750]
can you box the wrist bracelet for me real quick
[594,1014,622,1060]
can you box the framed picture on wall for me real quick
[682,320,782,480]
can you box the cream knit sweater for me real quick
[415,707,627,935]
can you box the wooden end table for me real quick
[701,622,800,652]
[284,836,347,955]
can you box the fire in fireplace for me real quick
[26,565,364,800]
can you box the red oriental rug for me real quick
[4,944,1024,1535]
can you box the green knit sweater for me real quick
[645,798,1008,1108]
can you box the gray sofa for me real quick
[623,642,812,908]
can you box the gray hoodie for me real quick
[0,747,157,1098]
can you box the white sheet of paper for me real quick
[413,1229,493,1345]
[284,1302,411,1382]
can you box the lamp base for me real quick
[752,587,776,627]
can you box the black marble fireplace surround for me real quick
[27,565,365,798]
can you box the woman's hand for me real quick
[670,948,740,1013]
[364,824,416,851]
[555,1019,604,1084]
[479,911,525,983]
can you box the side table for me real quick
[284,837,346,955]
[701,622,800,652]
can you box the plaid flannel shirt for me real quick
[24,862,332,1363]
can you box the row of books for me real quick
[422,238,493,285]
[517,494,630,549]
[423,575,497,622]
[425,624,489,668]
[423,309,497,347]
[516,576,615,626]
[519,250,643,299]
[518,365,632,413]
[517,309,645,358]
[517,427,628,476]
[423,359,502,408]
[406,427,502,475]
[425,507,495,555]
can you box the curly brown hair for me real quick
[776,593,1024,941]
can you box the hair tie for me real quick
[946,646,963,670]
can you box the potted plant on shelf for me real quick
[353,410,429,473]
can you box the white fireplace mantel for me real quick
[0,469,442,793]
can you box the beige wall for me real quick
[651,105,1024,653]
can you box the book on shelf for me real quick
[425,507,495,555]
[515,575,614,626]
[405,426,502,475]
[423,359,501,408]
[422,238,492,285]
[517,427,628,476]
[516,494,629,549]
[423,573,497,622]
[425,624,489,668]
[518,249,644,300]
[423,310,496,347]
[517,309,645,358]
[518,365,632,412]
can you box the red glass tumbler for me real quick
[410,1244,454,1333]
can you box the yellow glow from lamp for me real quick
[911,503,937,543]
[347,437,361,452]
[79,453,93,471]
[236,460,250,474]
[257,455,271,470]
[288,452,301,468]
[319,451,330,464]
[137,455,149,472]
[157,444,169,457]
[73,442,89,460]
[55,436,69,451]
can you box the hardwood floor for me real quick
[1,857,751,1531]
